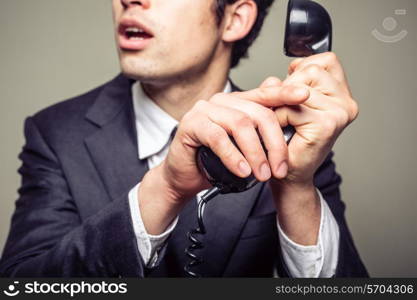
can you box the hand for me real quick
[274,52,359,186]
[139,80,309,234]
[157,79,310,204]
[268,52,358,245]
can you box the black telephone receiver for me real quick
[197,0,332,194]
[185,0,333,277]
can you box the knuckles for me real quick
[322,51,338,64]
[348,99,360,122]
[304,64,323,77]
[262,107,277,124]
[317,105,355,139]
[194,99,209,110]
[180,110,194,126]
[293,52,339,73]
[233,113,253,130]
[209,92,225,104]
[317,116,339,140]
[255,87,270,103]
[207,128,227,148]
[333,108,350,128]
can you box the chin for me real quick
[120,68,168,85]
[119,55,158,82]
[120,59,184,86]
[118,50,209,85]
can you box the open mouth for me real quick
[118,20,154,51]
[123,26,153,40]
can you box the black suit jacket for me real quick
[0,74,368,277]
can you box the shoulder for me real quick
[22,76,125,152]
[31,81,105,129]
[29,75,126,138]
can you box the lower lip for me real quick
[118,34,153,51]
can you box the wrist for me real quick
[271,177,316,197]
[270,178,320,211]
[146,163,187,204]
[138,165,185,235]
[270,178,321,245]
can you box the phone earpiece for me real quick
[284,0,332,57]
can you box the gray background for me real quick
[0,0,416,277]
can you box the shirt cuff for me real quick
[128,182,179,268]
[277,188,340,277]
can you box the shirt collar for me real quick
[133,81,232,160]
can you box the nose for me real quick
[120,0,150,9]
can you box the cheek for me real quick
[112,0,122,22]
[165,17,219,61]
[162,1,218,45]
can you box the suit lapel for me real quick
[84,74,149,201]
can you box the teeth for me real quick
[125,27,144,33]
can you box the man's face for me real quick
[112,0,224,84]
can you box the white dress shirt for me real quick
[127,81,340,277]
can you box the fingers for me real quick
[274,105,315,129]
[284,63,347,97]
[195,101,272,181]
[182,111,252,179]
[259,76,282,88]
[210,93,289,179]
[179,76,307,182]
[275,100,353,144]
[230,84,310,108]
[288,58,304,74]
[284,64,358,121]
[288,52,347,84]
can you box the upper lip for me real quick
[118,17,154,37]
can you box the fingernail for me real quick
[239,161,252,177]
[260,162,271,180]
[276,161,288,179]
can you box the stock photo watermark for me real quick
[2,281,128,298]
[3,281,20,297]
[372,9,408,43]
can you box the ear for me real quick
[222,0,258,43]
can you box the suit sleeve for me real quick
[0,117,144,277]
[313,152,369,277]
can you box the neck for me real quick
[141,58,230,121]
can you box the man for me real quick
[0,0,367,277]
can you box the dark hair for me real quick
[214,0,275,68]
